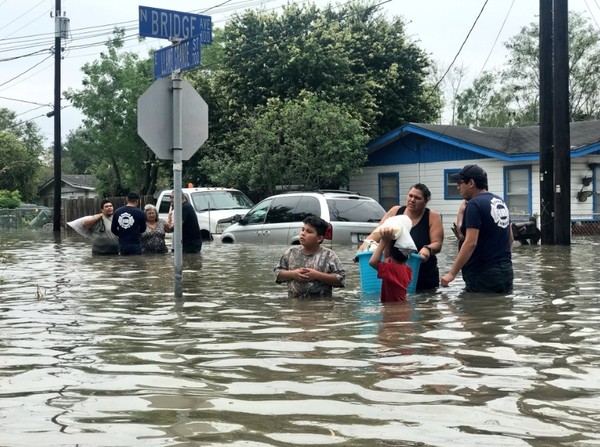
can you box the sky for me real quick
[1,0,598,146]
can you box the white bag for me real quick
[67,215,94,238]
[372,215,417,254]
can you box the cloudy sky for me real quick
[1,0,597,145]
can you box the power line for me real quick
[429,0,490,100]
[478,0,515,76]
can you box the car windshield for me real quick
[326,198,385,222]
[191,191,253,211]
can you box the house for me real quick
[348,121,600,234]
[38,174,99,206]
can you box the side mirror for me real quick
[232,214,242,223]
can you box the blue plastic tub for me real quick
[356,251,422,295]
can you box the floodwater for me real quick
[1,229,599,446]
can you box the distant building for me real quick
[349,121,600,233]
[38,174,98,206]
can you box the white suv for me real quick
[156,187,254,240]
[220,190,385,245]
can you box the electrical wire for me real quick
[478,0,515,76]
[429,0,490,100]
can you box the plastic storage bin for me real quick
[355,251,422,295]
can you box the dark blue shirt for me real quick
[111,205,147,254]
[461,192,512,273]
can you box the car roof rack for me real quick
[316,189,361,195]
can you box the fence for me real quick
[0,196,155,231]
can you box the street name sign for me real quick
[139,5,212,44]
[154,36,201,79]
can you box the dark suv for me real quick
[219,191,385,245]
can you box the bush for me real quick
[0,190,21,209]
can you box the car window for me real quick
[158,193,190,214]
[292,196,321,221]
[191,190,253,211]
[244,199,273,225]
[326,198,385,222]
[264,196,301,224]
[158,196,171,214]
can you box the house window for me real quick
[379,173,398,211]
[504,166,531,216]
[594,166,600,215]
[444,169,462,200]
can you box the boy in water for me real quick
[274,215,346,298]
[368,227,412,303]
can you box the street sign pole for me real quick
[172,70,184,299]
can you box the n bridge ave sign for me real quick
[139,5,212,44]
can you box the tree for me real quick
[0,108,45,200]
[185,1,441,188]
[0,131,41,201]
[206,94,367,195]
[456,12,600,126]
[64,29,160,196]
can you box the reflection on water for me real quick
[1,230,599,446]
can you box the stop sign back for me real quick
[137,77,208,161]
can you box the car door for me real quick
[227,198,273,243]
[262,196,302,244]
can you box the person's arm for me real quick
[358,205,401,251]
[369,227,394,269]
[418,210,444,261]
[299,268,344,287]
[455,200,467,241]
[440,227,479,287]
[82,213,102,230]
[110,212,119,236]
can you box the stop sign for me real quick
[137,77,208,161]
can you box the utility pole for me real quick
[52,0,62,232]
[539,0,554,244]
[553,0,571,245]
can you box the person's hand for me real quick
[379,227,395,242]
[440,272,456,287]
[418,248,431,262]
[298,267,319,281]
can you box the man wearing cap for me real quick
[441,164,513,293]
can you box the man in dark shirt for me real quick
[111,192,147,255]
[168,192,202,253]
[441,165,513,293]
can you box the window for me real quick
[444,169,462,199]
[265,196,301,224]
[504,166,531,215]
[292,196,321,221]
[244,199,272,225]
[378,173,398,211]
[326,198,385,222]
[594,166,600,215]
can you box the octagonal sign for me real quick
[137,77,208,161]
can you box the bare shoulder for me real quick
[428,208,442,222]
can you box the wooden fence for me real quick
[62,196,155,230]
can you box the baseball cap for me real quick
[455,164,487,183]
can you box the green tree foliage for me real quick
[0,189,22,209]
[64,29,159,196]
[0,109,44,201]
[456,12,600,127]
[210,2,439,137]
[0,131,41,201]
[185,1,440,189]
[207,95,367,195]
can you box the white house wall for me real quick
[350,157,600,236]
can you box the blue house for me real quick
[348,121,600,234]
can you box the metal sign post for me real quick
[138,6,211,300]
[172,72,184,298]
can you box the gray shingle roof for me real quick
[410,120,600,155]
